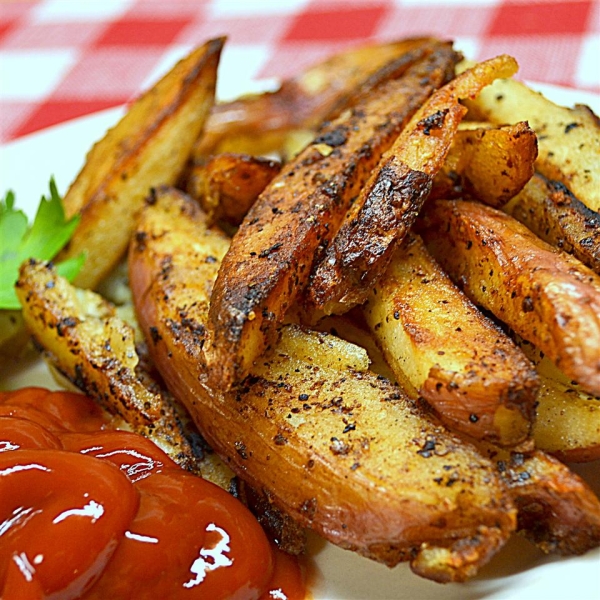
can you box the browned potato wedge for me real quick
[479,444,600,555]
[129,187,517,583]
[186,152,280,226]
[206,43,460,390]
[418,199,600,396]
[462,68,600,212]
[307,55,519,316]
[515,338,600,462]
[15,259,202,473]
[363,232,539,445]
[193,37,440,159]
[431,121,537,207]
[58,38,223,289]
[504,173,600,274]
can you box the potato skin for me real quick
[206,43,459,390]
[419,199,600,396]
[431,122,538,208]
[364,232,539,446]
[186,152,281,227]
[129,188,517,582]
[478,444,600,555]
[59,38,223,289]
[504,173,600,274]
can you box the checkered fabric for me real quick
[1,0,598,144]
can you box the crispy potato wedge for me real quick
[15,259,203,473]
[431,121,537,207]
[58,38,223,289]
[192,37,439,159]
[129,187,517,583]
[363,232,539,445]
[514,338,600,462]
[307,55,519,315]
[462,68,600,212]
[206,43,460,390]
[418,199,600,396]
[186,152,280,227]
[479,444,600,555]
[504,173,600,274]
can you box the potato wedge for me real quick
[363,232,539,445]
[504,173,600,274]
[418,199,600,396]
[431,122,537,207]
[479,444,600,555]
[129,187,516,583]
[192,37,440,159]
[15,259,202,473]
[58,38,223,289]
[206,43,460,390]
[514,338,600,462]
[186,152,280,227]
[307,55,519,316]
[462,69,600,212]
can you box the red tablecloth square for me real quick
[283,3,388,41]
[93,17,192,48]
[11,98,121,140]
[489,0,594,36]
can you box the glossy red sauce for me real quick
[0,387,306,600]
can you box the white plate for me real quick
[1,82,599,600]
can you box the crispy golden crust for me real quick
[363,232,539,446]
[129,188,517,582]
[15,259,202,473]
[206,44,460,390]
[431,122,538,207]
[418,199,600,396]
[192,37,439,159]
[504,173,600,274]
[463,71,600,212]
[186,152,281,227]
[307,55,519,315]
[58,38,223,289]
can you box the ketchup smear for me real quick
[0,387,306,600]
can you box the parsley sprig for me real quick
[0,178,84,310]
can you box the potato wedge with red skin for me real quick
[504,173,600,274]
[478,444,600,555]
[418,199,600,396]
[363,232,539,446]
[58,38,223,289]
[206,44,460,390]
[307,55,518,316]
[431,121,538,208]
[129,187,517,583]
[192,37,440,159]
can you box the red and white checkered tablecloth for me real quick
[1,0,598,144]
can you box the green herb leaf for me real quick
[0,178,83,310]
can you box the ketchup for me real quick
[0,388,306,599]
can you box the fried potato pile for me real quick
[15,37,600,584]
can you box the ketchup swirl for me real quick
[0,388,306,599]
